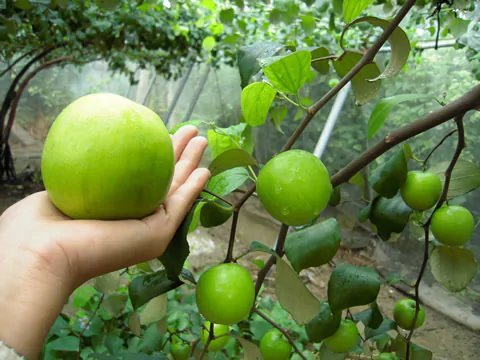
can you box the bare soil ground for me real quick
[1,184,478,359]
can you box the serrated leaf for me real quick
[342,17,410,81]
[430,246,477,292]
[430,160,480,199]
[369,194,412,240]
[140,295,167,326]
[237,337,262,360]
[129,270,182,309]
[158,201,198,280]
[200,200,233,228]
[275,256,320,323]
[311,47,330,74]
[328,264,381,312]
[343,0,373,23]
[367,94,430,138]
[206,167,249,197]
[241,82,277,127]
[333,51,381,105]
[238,42,283,88]
[285,218,341,272]
[369,148,407,198]
[94,271,120,295]
[264,50,312,94]
[209,148,257,176]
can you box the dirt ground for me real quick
[1,184,478,359]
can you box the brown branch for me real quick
[330,84,480,187]
[199,322,216,360]
[253,308,306,360]
[405,114,465,360]
[423,129,457,168]
[254,224,289,297]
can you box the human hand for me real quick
[0,125,209,359]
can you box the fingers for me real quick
[172,125,199,162]
[169,136,208,195]
[164,167,211,228]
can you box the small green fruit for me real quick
[305,301,341,342]
[200,321,230,351]
[171,342,190,360]
[260,329,292,360]
[393,298,425,330]
[431,205,474,246]
[324,319,360,353]
[400,171,442,211]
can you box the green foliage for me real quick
[369,147,408,198]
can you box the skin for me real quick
[393,298,426,330]
[0,126,210,359]
[195,263,254,325]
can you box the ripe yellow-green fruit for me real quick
[431,205,475,246]
[200,321,230,351]
[260,329,292,360]
[41,93,174,220]
[196,263,255,325]
[400,171,442,211]
[324,320,360,353]
[256,150,332,226]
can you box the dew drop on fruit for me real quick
[281,207,290,216]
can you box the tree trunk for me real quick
[0,55,70,182]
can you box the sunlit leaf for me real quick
[264,50,312,94]
[206,167,250,197]
[328,264,381,312]
[343,0,373,23]
[207,123,253,158]
[430,246,477,292]
[202,36,216,52]
[301,15,316,35]
[241,82,277,127]
[333,51,381,105]
[209,148,257,176]
[311,47,330,74]
[275,256,320,323]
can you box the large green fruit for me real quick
[324,320,360,353]
[41,93,174,220]
[200,321,230,351]
[256,150,332,226]
[431,205,474,246]
[393,298,425,330]
[400,171,442,211]
[196,263,255,325]
[260,329,292,360]
[305,301,341,342]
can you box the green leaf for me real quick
[388,335,433,360]
[200,200,233,228]
[353,302,383,329]
[241,82,277,127]
[311,47,330,74]
[48,336,80,352]
[238,42,283,88]
[305,301,341,342]
[285,218,341,272]
[349,171,365,188]
[264,50,312,94]
[369,194,412,240]
[301,15,316,35]
[209,148,257,176]
[270,104,288,133]
[329,187,341,207]
[237,337,262,360]
[73,285,97,308]
[430,160,480,199]
[367,94,431,139]
[318,343,346,360]
[449,17,470,38]
[201,0,216,11]
[219,8,234,24]
[364,318,396,339]
[94,0,120,10]
[94,271,120,295]
[249,240,276,255]
[430,246,477,292]
[129,270,182,309]
[101,294,127,318]
[369,148,408,198]
[275,256,320,324]
[343,0,373,23]
[188,201,205,233]
[202,36,216,52]
[140,295,167,325]
[206,167,250,197]
[207,123,253,158]
[342,17,410,81]
[333,51,381,105]
[158,202,198,280]
[328,263,381,312]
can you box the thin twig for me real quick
[202,188,233,207]
[405,114,465,359]
[423,129,456,168]
[225,211,240,262]
[254,224,289,297]
[199,322,215,360]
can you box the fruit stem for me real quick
[405,114,465,360]
[422,129,457,169]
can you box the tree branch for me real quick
[330,84,480,187]
[423,129,456,168]
[253,308,306,360]
[0,49,37,78]
[405,114,465,360]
